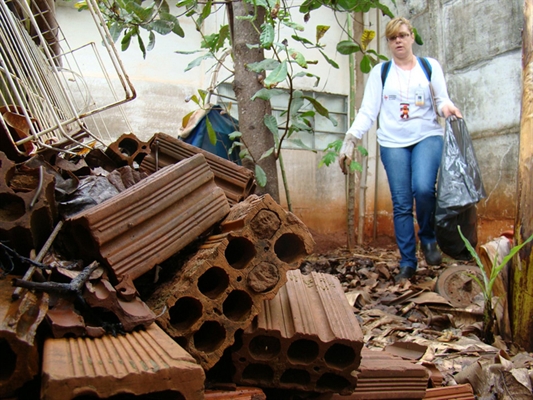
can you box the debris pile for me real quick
[1,132,531,399]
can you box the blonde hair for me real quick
[385,17,413,40]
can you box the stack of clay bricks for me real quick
[147,194,316,370]
[140,132,256,205]
[0,151,56,257]
[232,269,364,394]
[39,151,231,399]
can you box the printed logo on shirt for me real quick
[384,95,397,101]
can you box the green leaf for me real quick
[126,1,155,22]
[318,151,338,167]
[303,95,337,126]
[137,33,146,59]
[360,54,372,73]
[319,50,339,69]
[290,96,304,117]
[350,160,363,172]
[184,53,213,72]
[293,71,321,86]
[197,0,212,26]
[413,27,424,45]
[236,15,255,21]
[251,88,284,101]
[288,138,315,151]
[121,29,133,51]
[109,22,123,43]
[172,19,185,37]
[289,48,307,68]
[198,89,208,103]
[147,31,155,51]
[264,115,279,136]
[149,19,173,35]
[291,34,314,46]
[357,145,368,156]
[336,40,360,55]
[260,23,275,49]
[247,59,280,73]
[255,165,267,187]
[258,147,275,161]
[205,116,217,145]
[264,60,288,88]
[228,131,242,140]
[316,25,330,42]
[281,20,304,31]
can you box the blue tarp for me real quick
[182,105,241,164]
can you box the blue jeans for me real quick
[380,136,443,269]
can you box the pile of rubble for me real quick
[0,132,483,399]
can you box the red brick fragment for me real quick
[423,383,475,399]
[104,132,150,167]
[205,386,266,399]
[0,278,48,397]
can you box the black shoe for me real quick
[421,242,442,266]
[394,266,416,282]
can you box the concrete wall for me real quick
[54,0,523,246]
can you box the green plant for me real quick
[458,226,533,344]
[318,139,367,172]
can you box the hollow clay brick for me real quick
[0,277,48,397]
[0,151,56,257]
[147,194,314,370]
[140,132,256,205]
[104,132,151,167]
[316,349,430,399]
[232,270,364,394]
[64,153,230,280]
[40,323,205,400]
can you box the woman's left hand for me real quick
[441,103,463,118]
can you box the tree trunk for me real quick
[511,0,533,351]
[230,2,280,202]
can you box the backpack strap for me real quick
[381,60,392,88]
[381,57,433,87]
[417,56,432,81]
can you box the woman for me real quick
[339,17,462,282]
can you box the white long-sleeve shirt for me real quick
[346,57,455,148]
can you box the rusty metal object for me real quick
[436,265,483,308]
[0,277,49,397]
[64,153,230,280]
[147,194,315,370]
[232,270,363,394]
[40,323,205,400]
[0,151,56,257]
[105,133,151,167]
[140,132,256,205]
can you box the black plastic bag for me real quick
[435,117,486,260]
